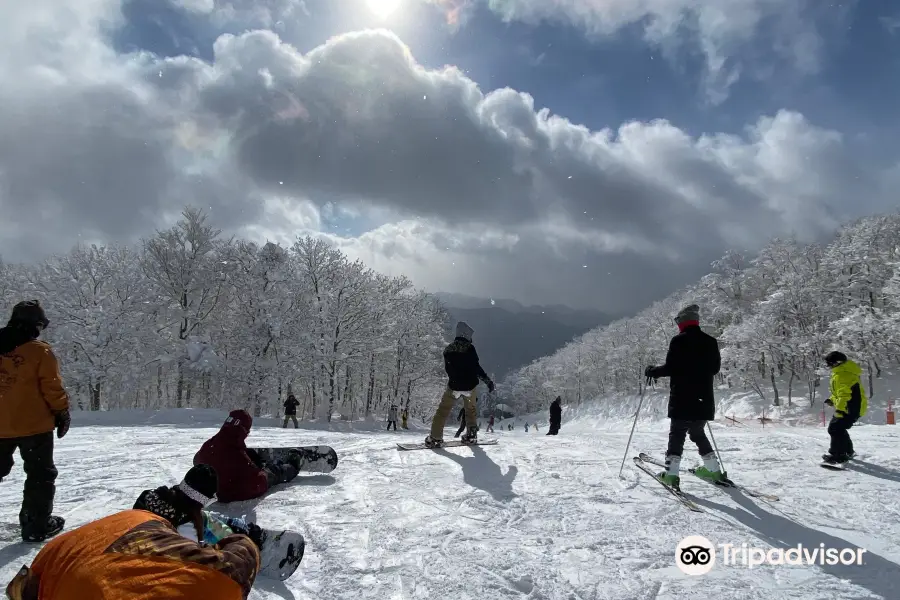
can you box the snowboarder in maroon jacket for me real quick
[193,410,302,503]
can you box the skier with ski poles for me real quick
[643,304,724,490]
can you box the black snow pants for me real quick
[247,449,300,488]
[828,414,857,458]
[0,432,58,527]
[264,462,299,487]
[666,419,713,457]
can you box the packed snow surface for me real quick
[1,414,899,599]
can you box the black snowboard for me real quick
[251,446,338,474]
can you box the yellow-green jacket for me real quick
[829,360,867,419]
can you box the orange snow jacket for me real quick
[0,336,69,439]
[5,510,260,600]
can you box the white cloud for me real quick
[882,15,900,35]
[480,0,841,104]
[0,2,888,311]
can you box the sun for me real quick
[366,0,401,19]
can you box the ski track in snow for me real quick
[1,423,899,599]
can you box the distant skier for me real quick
[6,464,260,599]
[424,321,494,448]
[644,304,723,490]
[547,397,562,435]
[822,351,868,464]
[487,415,495,433]
[0,300,71,542]
[401,408,409,429]
[283,394,300,428]
[194,410,304,502]
[524,423,529,432]
[387,404,398,431]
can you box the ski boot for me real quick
[693,452,728,484]
[460,426,478,444]
[657,454,681,491]
[822,452,851,464]
[21,515,65,543]
[424,435,443,448]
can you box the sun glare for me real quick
[366,0,402,19]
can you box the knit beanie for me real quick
[9,300,49,328]
[175,464,218,508]
[455,321,474,341]
[824,351,847,368]
[225,409,253,434]
[674,304,700,325]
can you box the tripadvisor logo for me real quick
[676,536,867,574]
[676,536,715,575]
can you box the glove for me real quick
[644,366,656,378]
[227,518,265,549]
[487,380,495,393]
[55,410,71,439]
[824,399,834,407]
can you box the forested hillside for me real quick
[0,208,451,421]
[503,212,900,415]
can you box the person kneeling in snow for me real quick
[133,464,266,549]
[5,464,259,600]
[194,410,304,503]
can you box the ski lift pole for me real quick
[619,376,652,478]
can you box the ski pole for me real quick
[619,376,652,478]
[706,421,726,477]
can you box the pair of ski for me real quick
[633,453,779,513]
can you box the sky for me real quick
[1,0,899,313]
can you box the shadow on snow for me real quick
[695,489,900,599]
[846,460,900,484]
[433,445,518,502]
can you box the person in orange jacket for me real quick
[5,464,260,600]
[0,300,71,542]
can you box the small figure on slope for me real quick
[822,351,867,465]
[424,321,494,448]
[387,404,398,431]
[644,304,723,490]
[486,414,495,433]
[6,464,259,600]
[524,422,529,432]
[401,407,409,429]
[194,410,304,502]
[283,394,300,428]
[0,300,71,543]
[547,397,562,435]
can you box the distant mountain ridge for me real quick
[433,292,614,378]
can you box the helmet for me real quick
[824,351,847,368]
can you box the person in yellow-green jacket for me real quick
[822,351,867,465]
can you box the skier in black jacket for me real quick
[547,397,562,435]
[283,394,300,428]
[644,304,723,491]
[425,322,494,448]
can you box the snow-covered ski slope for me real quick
[2,415,900,599]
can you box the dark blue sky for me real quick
[112,0,900,166]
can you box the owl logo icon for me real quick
[676,536,716,575]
